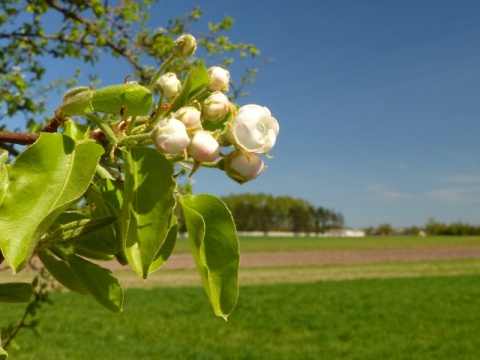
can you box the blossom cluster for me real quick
[152,37,279,184]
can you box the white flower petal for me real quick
[232,104,279,153]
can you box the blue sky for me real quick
[17,1,480,228]
[181,0,480,229]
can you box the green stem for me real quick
[117,132,153,146]
[131,124,148,134]
[164,88,210,119]
[172,157,220,169]
[49,246,67,261]
[95,163,119,181]
[147,54,177,90]
[184,88,209,107]
[85,114,118,145]
[144,94,165,132]
[3,295,33,350]
[125,115,138,135]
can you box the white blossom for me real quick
[232,104,279,153]
[188,131,220,162]
[153,118,190,154]
[224,151,264,184]
[173,34,197,57]
[203,91,230,121]
[208,66,230,92]
[174,106,202,129]
[156,72,181,98]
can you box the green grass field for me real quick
[173,235,480,253]
[3,275,480,359]
[2,236,480,359]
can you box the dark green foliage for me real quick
[220,193,344,233]
[0,0,262,130]
[425,218,480,236]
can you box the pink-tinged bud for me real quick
[224,151,264,184]
[208,66,230,92]
[203,91,230,121]
[174,106,202,129]
[173,34,197,57]
[232,104,279,154]
[153,118,190,154]
[156,72,181,98]
[188,131,220,162]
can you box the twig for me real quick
[0,131,39,146]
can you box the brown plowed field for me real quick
[108,247,480,270]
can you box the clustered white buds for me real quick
[174,34,197,58]
[151,36,279,183]
[203,92,231,121]
[153,118,190,154]
[174,106,202,130]
[223,151,265,184]
[156,72,181,99]
[152,103,278,182]
[208,66,230,92]
[188,131,220,162]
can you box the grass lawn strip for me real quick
[3,275,480,359]
[110,259,480,288]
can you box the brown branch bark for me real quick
[0,131,39,146]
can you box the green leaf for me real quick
[99,178,128,264]
[0,282,33,303]
[53,210,88,226]
[0,149,8,205]
[202,110,233,133]
[148,216,178,274]
[80,184,122,255]
[0,342,7,359]
[66,254,123,312]
[59,86,94,117]
[92,84,153,117]
[100,177,124,213]
[179,194,240,319]
[38,251,89,295]
[50,211,114,261]
[40,216,117,248]
[63,120,91,141]
[0,133,104,272]
[122,147,176,278]
[169,61,210,113]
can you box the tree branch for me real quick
[0,131,39,146]
[44,0,147,78]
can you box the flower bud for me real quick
[156,72,181,99]
[188,131,220,162]
[59,86,94,116]
[232,104,279,154]
[208,66,230,92]
[174,106,202,129]
[173,34,197,58]
[153,118,190,154]
[203,91,230,121]
[223,151,264,184]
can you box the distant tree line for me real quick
[424,218,480,236]
[364,218,480,236]
[220,193,344,233]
